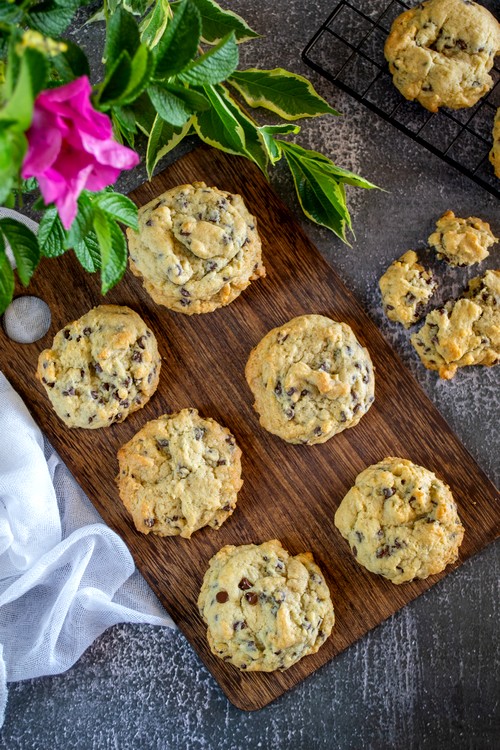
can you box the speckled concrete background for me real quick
[2,1,499,748]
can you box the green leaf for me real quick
[140,0,169,48]
[146,114,192,178]
[192,0,260,44]
[280,142,352,242]
[37,206,67,258]
[28,1,76,37]
[148,84,195,127]
[258,123,300,165]
[154,0,202,80]
[279,141,378,189]
[98,51,132,107]
[0,239,15,315]
[178,32,238,86]
[229,68,340,120]
[211,84,268,173]
[93,208,128,294]
[52,41,91,82]
[93,192,138,230]
[193,84,246,156]
[73,233,101,273]
[65,192,95,249]
[105,7,140,67]
[132,91,157,136]
[0,217,40,286]
[0,49,47,131]
[120,44,152,105]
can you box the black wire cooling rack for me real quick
[302,0,500,199]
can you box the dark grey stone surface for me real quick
[2,1,499,748]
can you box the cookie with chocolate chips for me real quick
[37,304,160,429]
[197,539,335,671]
[428,210,497,267]
[116,408,242,538]
[379,250,437,327]
[384,0,500,112]
[126,181,265,314]
[245,314,375,445]
[334,457,464,584]
[411,269,500,378]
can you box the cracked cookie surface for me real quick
[126,181,265,314]
[334,457,464,584]
[116,408,242,538]
[197,539,334,671]
[428,210,497,266]
[411,269,500,378]
[384,0,500,112]
[37,304,160,429]
[489,107,500,178]
[379,250,437,327]
[245,314,375,445]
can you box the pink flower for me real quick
[22,76,139,229]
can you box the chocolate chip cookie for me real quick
[490,107,500,178]
[334,457,464,584]
[379,250,437,327]
[37,305,160,428]
[384,0,500,112]
[197,539,335,671]
[411,269,500,378]
[428,210,497,266]
[116,408,242,538]
[126,182,265,314]
[245,315,375,445]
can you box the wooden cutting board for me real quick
[2,147,498,711]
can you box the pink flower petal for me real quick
[21,110,62,177]
[80,131,140,169]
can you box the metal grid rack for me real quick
[302,0,500,199]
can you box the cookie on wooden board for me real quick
[198,539,335,671]
[37,304,160,429]
[334,457,464,584]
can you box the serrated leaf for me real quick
[73,232,101,272]
[37,206,67,258]
[0,217,40,285]
[154,0,201,80]
[28,1,76,37]
[52,41,90,83]
[93,192,138,230]
[140,0,169,48]
[65,191,95,249]
[98,50,132,107]
[193,84,246,156]
[148,84,193,127]
[192,0,260,44]
[93,209,128,294]
[229,68,340,120]
[258,123,300,164]
[178,32,238,86]
[281,144,351,242]
[105,6,140,67]
[279,141,378,190]
[146,114,192,178]
[0,239,15,315]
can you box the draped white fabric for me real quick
[0,373,175,726]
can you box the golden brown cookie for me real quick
[126,182,265,314]
[489,107,500,178]
[379,250,437,327]
[334,457,464,584]
[384,0,500,112]
[245,314,375,445]
[116,409,243,538]
[197,539,335,671]
[37,305,160,429]
[428,210,497,267]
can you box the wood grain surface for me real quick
[1,147,498,711]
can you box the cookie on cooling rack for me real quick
[384,0,500,112]
[334,457,464,584]
[37,305,160,428]
[245,314,375,445]
[197,539,335,671]
[117,408,242,538]
[126,181,265,314]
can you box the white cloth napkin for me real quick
[0,373,175,726]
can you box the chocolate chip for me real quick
[94,363,103,374]
[352,545,358,557]
[137,336,146,350]
[63,329,71,340]
[314,426,322,436]
[300,389,309,397]
[216,591,229,603]
[276,560,285,571]
[180,298,191,307]
[340,411,347,422]
[396,565,404,573]
[217,459,227,466]
[383,487,396,498]
[386,304,395,311]
[88,416,94,424]
[238,578,252,590]
[132,351,142,362]
[274,381,282,396]
[144,518,155,528]
[225,435,235,446]
[376,545,391,558]
[83,327,91,336]
[285,408,294,420]
[355,531,364,543]
[119,399,129,408]
[62,387,75,396]
[286,387,296,396]
[245,592,258,605]
[194,427,205,440]
[156,438,169,449]
[180,287,190,298]
[233,621,247,631]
